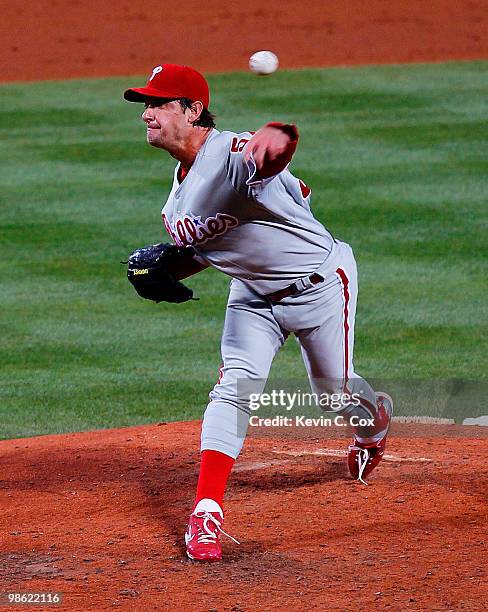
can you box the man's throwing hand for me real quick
[243,123,298,179]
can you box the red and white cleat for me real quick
[348,392,393,484]
[184,498,239,562]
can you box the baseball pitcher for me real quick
[123,64,393,562]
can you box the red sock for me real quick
[194,449,235,511]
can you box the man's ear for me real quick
[188,100,204,125]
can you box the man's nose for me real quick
[142,107,152,122]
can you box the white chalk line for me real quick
[235,450,432,472]
[234,459,292,472]
[392,416,455,425]
[273,449,432,463]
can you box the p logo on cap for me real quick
[149,65,163,81]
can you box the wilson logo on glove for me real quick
[125,243,197,304]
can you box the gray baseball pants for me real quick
[201,241,387,459]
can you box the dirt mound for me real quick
[1,422,487,610]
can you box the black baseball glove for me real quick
[125,243,196,304]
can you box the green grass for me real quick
[1,61,487,438]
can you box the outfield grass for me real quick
[1,61,487,438]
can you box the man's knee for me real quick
[201,400,249,459]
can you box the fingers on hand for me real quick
[243,140,252,162]
[244,129,287,168]
[243,139,264,167]
[254,145,266,169]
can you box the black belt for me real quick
[265,273,323,303]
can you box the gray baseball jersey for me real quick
[160,126,386,459]
[161,128,338,294]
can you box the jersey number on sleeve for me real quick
[230,137,250,153]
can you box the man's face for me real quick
[141,98,189,150]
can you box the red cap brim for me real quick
[123,86,183,102]
[124,86,210,106]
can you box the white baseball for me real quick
[249,51,279,75]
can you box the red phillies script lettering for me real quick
[162,212,239,246]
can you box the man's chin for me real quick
[146,132,163,148]
[147,139,162,149]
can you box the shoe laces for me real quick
[355,447,370,486]
[193,510,240,545]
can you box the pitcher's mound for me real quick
[1,421,486,609]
